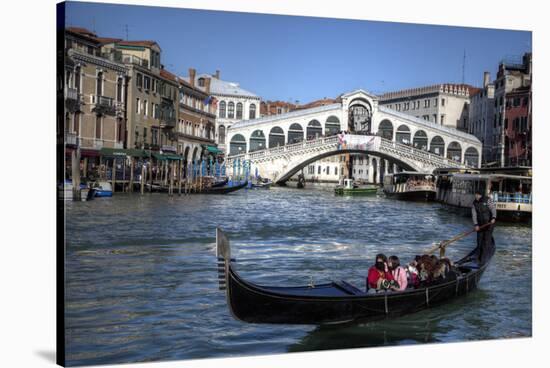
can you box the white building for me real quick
[182,69,261,153]
[379,84,477,132]
[468,72,495,164]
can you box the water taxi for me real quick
[334,178,378,196]
[383,172,436,201]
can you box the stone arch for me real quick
[464,147,479,167]
[288,123,304,144]
[447,141,462,162]
[412,130,428,150]
[348,99,372,133]
[325,116,341,136]
[229,134,247,155]
[396,124,411,145]
[268,126,285,148]
[249,129,266,152]
[192,146,199,163]
[377,119,394,140]
[429,136,445,156]
[306,120,322,140]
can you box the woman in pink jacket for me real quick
[388,255,408,291]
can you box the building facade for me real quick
[176,75,218,165]
[504,87,531,166]
[468,72,495,164]
[379,84,478,132]
[64,28,128,167]
[183,70,261,153]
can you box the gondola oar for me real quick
[425,222,492,258]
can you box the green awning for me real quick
[151,152,183,161]
[203,145,221,154]
[100,147,148,158]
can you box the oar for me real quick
[424,222,492,258]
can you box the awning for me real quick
[151,152,183,161]
[203,145,221,154]
[100,147,148,158]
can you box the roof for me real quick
[66,27,97,38]
[95,37,123,45]
[117,40,160,49]
[380,84,479,100]
[180,73,260,98]
[230,103,341,130]
[160,68,178,83]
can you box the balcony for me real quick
[65,87,83,112]
[65,131,78,146]
[121,54,149,69]
[92,95,116,116]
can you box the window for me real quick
[522,97,529,107]
[249,104,256,119]
[334,167,338,175]
[87,46,94,55]
[441,98,445,107]
[219,101,226,118]
[228,102,235,118]
[434,98,438,106]
[236,103,243,119]
[318,166,321,175]
[144,100,148,116]
[74,113,80,135]
[95,116,102,139]
[136,98,140,114]
[505,118,509,129]
[96,71,103,96]
[136,73,143,88]
[116,77,123,102]
[144,76,151,90]
[143,127,148,142]
[198,78,205,87]
[440,115,445,124]
[218,125,226,143]
[74,66,81,93]
[326,166,330,174]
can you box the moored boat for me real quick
[216,227,493,325]
[91,181,113,197]
[334,178,378,196]
[383,172,436,201]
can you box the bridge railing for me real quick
[379,138,465,168]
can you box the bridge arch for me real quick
[429,135,445,156]
[249,130,266,152]
[306,120,322,140]
[464,146,479,167]
[396,124,411,145]
[446,141,462,162]
[377,119,394,140]
[413,130,428,150]
[325,116,341,136]
[229,134,247,155]
[275,148,420,184]
[288,123,304,144]
[268,126,285,148]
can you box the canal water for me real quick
[64,185,532,366]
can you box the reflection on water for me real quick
[65,185,532,366]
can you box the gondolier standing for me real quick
[472,190,497,264]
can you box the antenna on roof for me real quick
[92,17,96,33]
[125,24,129,40]
[462,49,466,85]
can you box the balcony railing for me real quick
[66,87,79,101]
[121,54,149,68]
[65,131,78,146]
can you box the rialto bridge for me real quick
[225,90,482,184]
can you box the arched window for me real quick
[269,126,285,148]
[219,101,226,118]
[198,78,205,87]
[236,102,243,119]
[430,136,445,156]
[249,104,256,119]
[96,71,103,96]
[325,116,340,136]
[229,134,246,155]
[377,119,393,140]
[288,123,304,144]
[412,130,428,150]
[74,66,81,93]
[396,125,411,145]
[306,120,322,140]
[447,142,462,162]
[228,102,235,119]
[116,77,123,102]
[464,147,479,167]
[218,125,226,144]
[249,130,266,152]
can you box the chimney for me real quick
[189,68,196,87]
[215,70,220,79]
[483,72,490,88]
[205,77,211,95]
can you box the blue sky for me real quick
[65,1,531,103]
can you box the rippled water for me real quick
[64,185,532,366]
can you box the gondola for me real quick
[145,180,247,194]
[216,227,494,325]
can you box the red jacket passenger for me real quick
[367,266,394,290]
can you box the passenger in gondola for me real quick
[472,189,497,265]
[367,254,398,292]
[388,255,407,291]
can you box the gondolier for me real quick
[472,190,497,265]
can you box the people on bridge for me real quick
[472,189,497,265]
[366,253,398,292]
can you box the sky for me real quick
[65,1,532,103]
